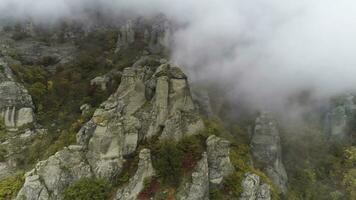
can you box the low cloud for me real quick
[2,0,356,116]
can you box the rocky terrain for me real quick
[0,15,354,200]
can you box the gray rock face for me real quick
[115,15,172,54]
[206,135,234,184]
[115,149,155,200]
[178,153,210,200]
[16,145,92,200]
[240,173,271,200]
[16,58,204,199]
[251,113,288,194]
[325,94,356,139]
[0,58,34,128]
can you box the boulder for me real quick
[206,135,234,184]
[251,113,288,194]
[90,75,111,90]
[115,149,155,200]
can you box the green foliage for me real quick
[0,173,24,199]
[283,126,349,200]
[151,135,205,188]
[63,178,111,200]
[343,147,356,199]
[209,187,225,200]
[152,140,183,187]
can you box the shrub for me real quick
[63,178,111,200]
[0,173,24,199]
[152,140,183,187]
[151,134,205,188]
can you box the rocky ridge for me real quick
[15,58,205,199]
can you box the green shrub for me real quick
[151,135,205,188]
[0,173,24,199]
[152,140,183,187]
[63,178,111,200]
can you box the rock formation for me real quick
[16,58,205,199]
[115,15,172,54]
[115,149,155,200]
[251,113,288,194]
[0,57,34,129]
[16,145,92,200]
[206,135,234,184]
[178,153,210,200]
[240,173,271,200]
[325,94,356,139]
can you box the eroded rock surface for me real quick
[115,15,172,54]
[206,135,234,184]
[0,58,34,128]
[16,58,205,199]
[16,145,92,200]
[178,153,210,200]
[240,173,271,200]
[115,149,155,200]
[251,113,288,194]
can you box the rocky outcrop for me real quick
[16,145,92,200]
[206,135,234,184]
[325,94,356,139]
[178,153,210,200]
[115,15,172,54]
[0,58,34,129]
[16,58,204,199]
[240,173,271,200]
[115,149,155,200]
[251,113,288,194]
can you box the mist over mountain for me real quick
[2,1,356,115]
[0,1,355,200]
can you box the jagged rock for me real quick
[16,58,204,198]
[177,153,210,200]
[251,113,288,194]
[240,173,271,200]
[115,15,172,54]
[324,94,356,139]
[206,135,234,184]
[115,149,155,200]
[16,146,92,200]
[0,58,34,128]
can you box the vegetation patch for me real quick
[138,177,161,200]
[63,178,111,200]
[149,135,205,191]
[0,172,24,199]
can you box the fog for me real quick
[1,0,356,116]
